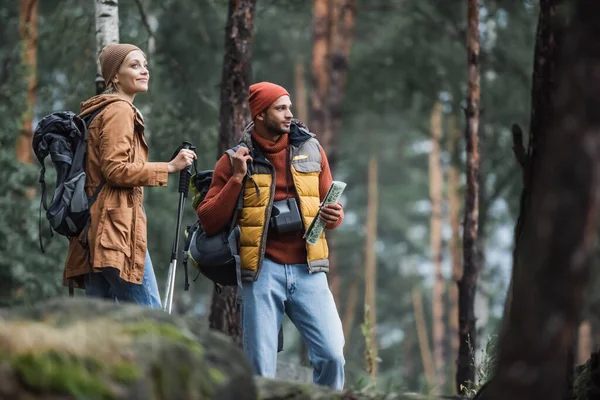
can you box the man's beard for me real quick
[264,115,290,136]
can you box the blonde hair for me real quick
[102,81,119,95]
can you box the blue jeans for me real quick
[85,250,162,309]
[242,257,345,390]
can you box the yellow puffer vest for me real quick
[232,121,329,281]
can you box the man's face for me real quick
[258,95,293,135]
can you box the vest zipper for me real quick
[253,158,274,280]
[288,150,313,274]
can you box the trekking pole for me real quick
[163,141,195,314]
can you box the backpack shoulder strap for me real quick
[81,106,108,205]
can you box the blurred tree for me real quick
[457,0,481,393]
[17,0,37,166]
[310,0,356,305]
[480,1,600,398]
[447,115,463,394]
[208,0,256,348]
[363,154,379,382]
[429,100,445,393]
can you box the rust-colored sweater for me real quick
[197,131,343,265]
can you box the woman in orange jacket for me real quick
[64,43,195,308]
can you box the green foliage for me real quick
[460,335,498,398]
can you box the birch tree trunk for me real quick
[17,0,37,166]
[95,0,119,94]
[456,0,480,392]
[429,101,445,393]
[208,0,256,348]
[478,1,600,399]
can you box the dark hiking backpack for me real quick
[181,168,243,293]
[32,108,106,252]
[181,166,285,352]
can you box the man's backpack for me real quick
[182,167,285,352]
[32,108,106,251]
[181,168,243,293]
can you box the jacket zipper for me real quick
[253,158,275,281]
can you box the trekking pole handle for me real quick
[179,141,195,197]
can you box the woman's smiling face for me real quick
[112,50,149,96]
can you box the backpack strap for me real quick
[227,177,245,307]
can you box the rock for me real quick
[0,298,446,400]
[0,297,256,400]
[276,360,312,383]
[255,377,436,400]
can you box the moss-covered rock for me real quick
[0,297,256,400]
[0,297,457,400]
[255,377,438,400]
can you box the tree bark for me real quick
[310,0,356,309]
[456,0,480,393]
[478,2,600,399]
[430,101,445,393]
[412,287,437,391]
[310,0,329,144]
[324,0,356,168]
[501,0,566,337]
[17,0,37,166]
[364,154,378,382]
[448,115,463,395]
[208,0,256,348]
[95,0,119,94]
[295,59,310,365]
[294,60,309,124]
[310,0,356,166]
[342,272,359,344]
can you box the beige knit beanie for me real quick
[99,43,144,84]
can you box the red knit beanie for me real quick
[248,82,290,119]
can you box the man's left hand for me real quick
[319,202,342,225]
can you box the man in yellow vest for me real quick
[198,82,345,389]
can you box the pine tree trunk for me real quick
[342,272,359,344]
[310,0,330,151]
[412,287,437,391]
[324,0,356,168]
[501,0,565,336]
[448,115,463,395]
[294,59,310,365]
[294,60,309,123]
[310,0,355,312]
[208,0,256,348]
[94,0,119,94]
[17,0,37,166]
[429,101,445,393]
[456,0,480,393]
[478,1,600,399]
[363,155,378,382]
